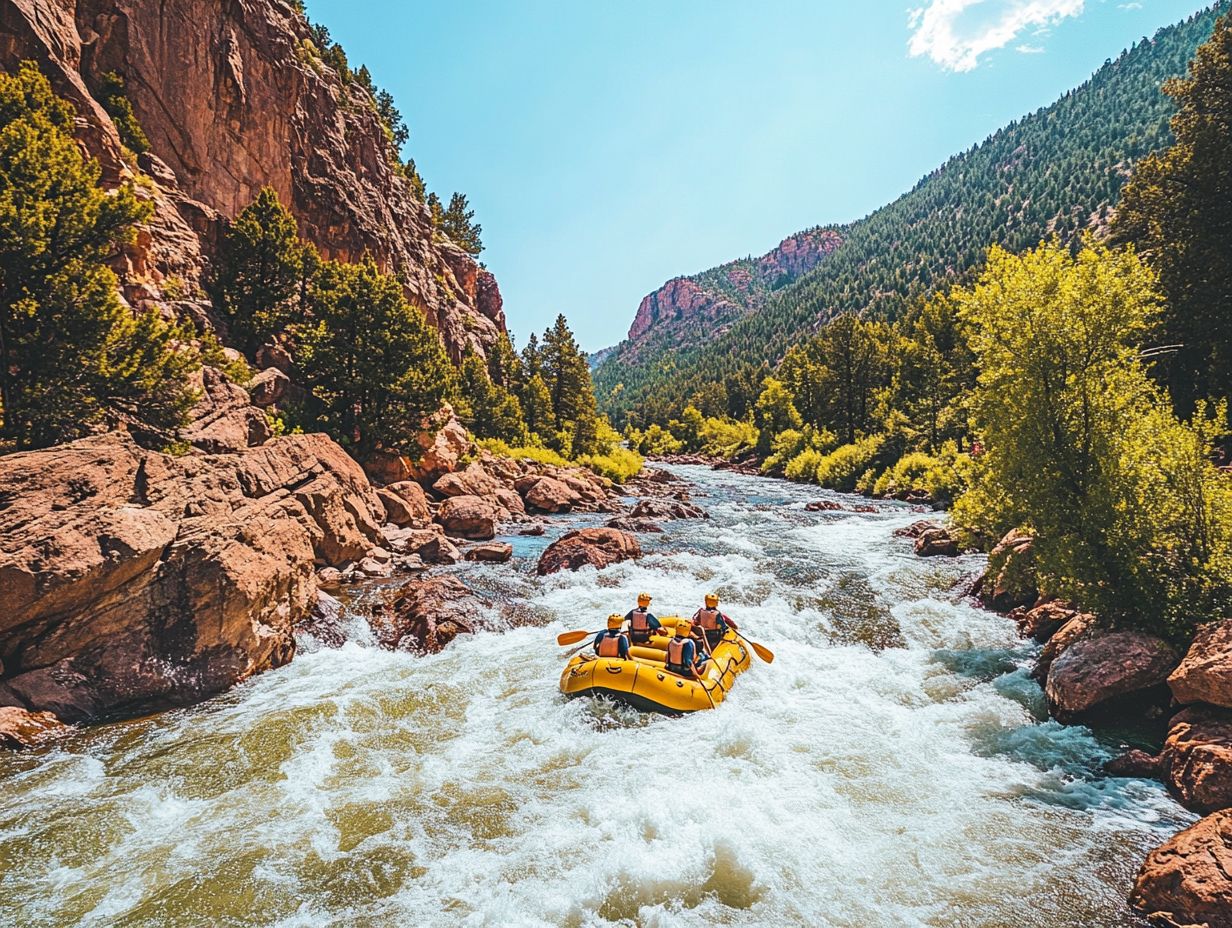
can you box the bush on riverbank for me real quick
[477,437,643,484]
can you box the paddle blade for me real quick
[556,630,591,646]
[751,641,775,663]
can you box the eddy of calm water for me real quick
[0,466,1192,928]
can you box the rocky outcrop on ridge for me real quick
[0,0,506,361]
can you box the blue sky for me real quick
[309,0,1209,351]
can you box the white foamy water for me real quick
[0,466,1190,928]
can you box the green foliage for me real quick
[784,447,826,482]
[197,330,255,386]
[438,192,483,256]
[870,443,967,505]
[812,434,887,492]
[953,239,1232,635]
[697,415,758,459]
[215,187,308,355]
[763,425,836,474]
[478,433,643,485]
[0,62,197,449]
[537,314,602,455]
[297,257,454,459]
[97,72,150,154]
[1112,11,1232,411]
[752,377,802,455]
[626,422,684,456]
[456,349,529,445]
[594,4,1228,425]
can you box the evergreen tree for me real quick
[891,294,975,450]
[440,192,483,256]
[1113,11,1232,411]
[541,314,591,427]
[486,332,523,389]
[0,62,197,449]
[97,71,150,154]
[521,332,543,379]
[457,349,529,444]
[752,378,802,456]
[426,192,444,229]
[298,258,453,458]
[215,187,306,356]
[521,372,553,441]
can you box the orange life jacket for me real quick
[694,608,721,631]
[598,633,623,658]
[667,637,691,675]
[629,609,651,640]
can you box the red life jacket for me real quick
[694,608,721,631]
[667,637,691,675]
[598,633,623,658]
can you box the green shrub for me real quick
[698,415,758,459]
[784,447,826,482]
[814,435,886,492]
[871,443,967,505]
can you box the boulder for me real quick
[1132,810,1232,928]
[606,517,666,534]
[369,577,485,653]
[384,525,462,565]
[363,409,473,486]
[1162,706,1232,814]
[894,519,942,539]
[519,524,546,536]
[537,528,641,576]
[1170,620,1232,709]
[807,500,844,513]
[384,481,432,525]
[255,343,294,375]
[522,476,582,513]
[296,591,347,649]
[629,498,708,521]
[436,495,500,540]
[0,431,383,723]
[1044,630,1178,721]
[979,528,1038,612]
[914,527,959,557]
[1014,600,1078,643]
[494,488,526,517]
[377,488,419,527]
[181,366,271,453]
[0,706,71,749]
[248,367,290,408]
[465,543,514,564]
[1033,611,1099,681]
[434,462,503,499]
[317,567,343,591]
[1104,749,1163,779]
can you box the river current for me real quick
[0,465,1192,927]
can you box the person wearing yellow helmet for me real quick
[593,614,630,660]
[692,592,738,652]
[624,592,662,645]
[665,618,706,678]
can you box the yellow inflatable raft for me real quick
[559,615,752,713]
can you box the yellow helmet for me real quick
[607,614,624,631]
[675,620,693,638]
[637,592,652,607]
[704,593,719,609]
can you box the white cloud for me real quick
[1016,43,1046,53]
[907,0,1085,72]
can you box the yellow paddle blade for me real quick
[556,630,592,646]
[749,640,775,664]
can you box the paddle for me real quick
[556,629,597,646]
[734,631,775,664]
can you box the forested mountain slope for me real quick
[595,2,1230,425]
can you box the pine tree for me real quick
[521,372,553,442]
[457,349,528,445]
[541,314,591,427]
[521,332,543,379]
[1112,12,1232,411]
[297,258,454,458]
[439,192,483,256]
[215,187,306,356]
[0,62,198,449]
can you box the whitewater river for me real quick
[0,465,1192,927]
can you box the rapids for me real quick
[0,465,1192,928]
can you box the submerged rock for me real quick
[1162,705,1232,814]
[1104,749,1163,780]
[521,476,582,513]
[605,517,665,534]
[1132,810,1232,928]
[629,498,708,521]
[369,577,485,653]
[537,528,641,576]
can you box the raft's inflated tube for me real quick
[559,616,752,714]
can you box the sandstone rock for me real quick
[434,462,503,499]
[369,577,485,653]
[255,343,294,375]
[1132,810,1232,928]
[0,707,71,749]
[465,543,513,564]
[1104,749,1163,779]
[248,367,289,408]
[1015,600,1078,643]
[1162,706,1232,814]
[384,481,432,525]
[296,591,347,649]
[806,500,845,512]
[377,488,419,527]
[894,519,942,539]
[914,527,959,557]
[537,528,641,576]
[317,567,343,591]
[1170,620,1232,709]
[383,525,461,565]
[519,524,546,536]
[0,431,382,723]
[1044,630,1178,721]
[182,367,271,453]
[522,476,582,513]
[494,487,527,517]
[979,529,1038,613]
[629,498,708,521]
[437,495,499,540]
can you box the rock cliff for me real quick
[0,0,505,361]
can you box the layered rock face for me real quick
[0,431,383,723]
[625,229,843,344]
[0,0,505,361]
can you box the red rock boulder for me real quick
[1170,620,1232,709]
[369,577,485,653]
[465,543,514,564]
[914,526,959,557]
[0,707,71,749]
[537,528,642,576]
[437,495,500,540]
[979,528,1038,612]
[1044,630,1178,721]
[1132,810,1232,928]
[522,476,582,513]
[1162,706,1232,814]
[434,462,503,499]
[630,498,708,521]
